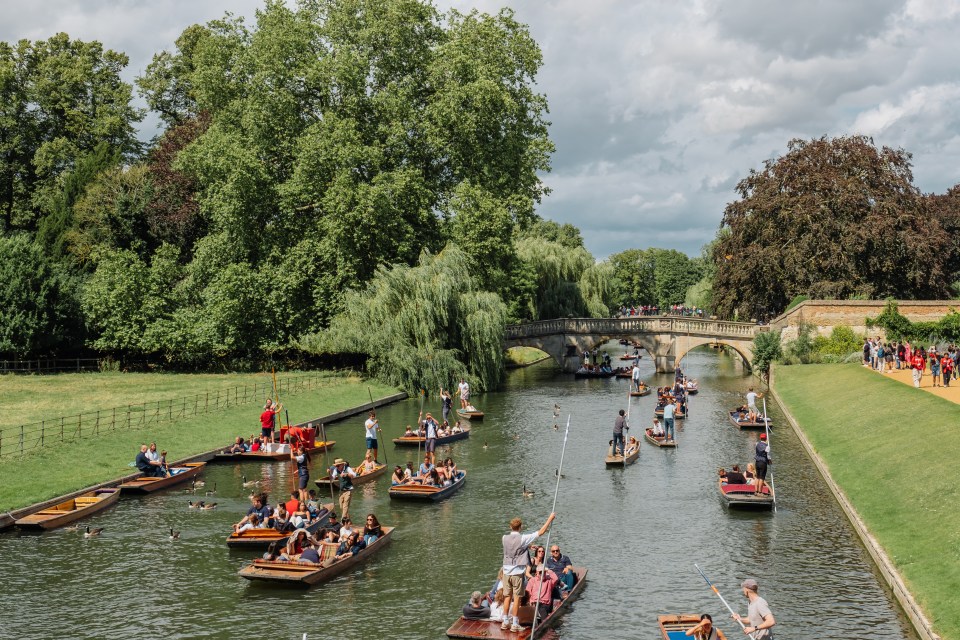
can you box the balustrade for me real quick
[505,316,759,340]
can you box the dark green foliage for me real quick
[751,329,783,376]
[0,234,80,356]
[867,299,960,343]
[608,247,703,308]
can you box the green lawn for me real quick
[775,364,960,640]
[505,346,551,366]
[0,371,399,511]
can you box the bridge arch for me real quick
[675,338,753,371]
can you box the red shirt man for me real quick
[260,402,281,442]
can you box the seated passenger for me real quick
[391,465,406,485]
[403,424,415,437]
[462,591,491,620]
[545,545,577,592]
[225,437,245,454]
[284,529,310,559]
[488,588,505,621]
[525,565,559,614]
[250,437,262,452]
[652,419,664,437]
[745,463,757,484]
[451,421,463,434]
[135,444,166,478]
[233,495,270,533]
[235,513,260,534]
[332,532,364,561]
[321,529,339,543]
[262,541,280,561]
[717,468,728,484]
[357,452,378,475]
[684,613,720,640]
[362,513,383,546]
[726,464,747,484]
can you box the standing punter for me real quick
[499,512,556,633]
[754,433,772,496]
[613,409,628,457]
[260,398,282,445]
[731,578,776,638]
[364,410,381,463]
[329,458,356,519]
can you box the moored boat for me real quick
[658,614,729,640]
[393,425,470,447]
[315,462,387,488]
[718,479,774,509]
[446,567,588,639]
[389,471,466,501]
[118,462,206,493]
[644,428,676,448]
[605,441,639,466]
[238,525,394,586]
[225,505,334,549]
[15,488,121,531]
[727,410,772,430]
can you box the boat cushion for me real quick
[722,484,769,494]
[318,542,339,562]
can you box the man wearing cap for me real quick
[329,458,356,518]
[732,578,775,638]
[500,512,556,633]
[754,434,771,496]
[419,410,439,464]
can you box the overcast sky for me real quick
[4,0,960,258]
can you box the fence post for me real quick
[95,410,100,437]
[78,414,82,440]
[112,407,116,432]
[127,405,132,431]
[41,420,45,446]
[168,399,172,420]
[20,425,24,455]
[76,357,80,372]
[206,392,209,413]
[61,416,65,442]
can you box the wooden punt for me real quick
[658,614,729,640]
[446,567,588,639]
[457,409,484,421]
[718,480,774,509]
[215,440,335,462]
[727,410,772,430]
[15,488,120,531]
[630,386,651,397]
[118,462,206,493]
[614,369,633,379]
[605,442,639,466]
[393,426,470,447]
[573,369,616,379]
[389,471,466,501]
[239,525,395,586]
[315,462,387,488]
[619,353,641,361]
[654,407,687,419]
[644,428,676,448]
[684,381,699,394]
[226,505,334,549]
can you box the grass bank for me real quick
[775,364,960,639]
[505,346,551,367]
[0,371,399,512]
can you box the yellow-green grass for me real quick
[775,364,960,639]
[505,346,551,366]
[0,373,399,511]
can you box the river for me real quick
[0,346,917,639]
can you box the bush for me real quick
[752,329,783,376]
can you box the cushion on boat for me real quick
[318,542,339,562]
[722,484,768,494]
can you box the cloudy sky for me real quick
[4,0,960,258]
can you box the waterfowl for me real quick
[204,482,217,495]
[188,501,202,509]
[193,478,205,489]
[522,485,535,498]
[64,524,81,532]
[555,469,566,479]
[84,526,104,538]
[201,502,217,510]
[241,475,259,488]
[482,442,489,450]
[169,528,180,541]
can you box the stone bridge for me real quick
[505,317,764,373]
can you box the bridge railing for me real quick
[505,316,761,340]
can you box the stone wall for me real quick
[771,300,960,340]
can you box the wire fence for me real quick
[0,371,355,459]
[1,358,104,374]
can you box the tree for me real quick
[751,329,783,379]
[0,234,79,356]
[650,248,702,308]
[0,34,142,231]
[713,135,951,319]
[609,248,655,305]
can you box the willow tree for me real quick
[307,245,506,393]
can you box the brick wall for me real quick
[771,300,960,340]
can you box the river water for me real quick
[0,346,917,640]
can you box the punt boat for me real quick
[644,428,676,448]
[718,479,774,509]
[727,410,772,430]
[118,462,206,493]
[388,471,466,501]
[225,505,334,549]
[315,462,387,488]
[15,488,120,530]
[393,426,470,447]
[457,408,485,420]
[604,442,639,466]
[658,614,729,640]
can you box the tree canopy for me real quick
[712,135,953,319]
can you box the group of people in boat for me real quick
[232,490,328,535]
[260,512,385,567]
[390,456,462,487]
[134,442,171,477]
[461,513,580,633]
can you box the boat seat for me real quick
[722,483,768,494]
[318,542,339,563]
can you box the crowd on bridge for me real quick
[617,305,706,318]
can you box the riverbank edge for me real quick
[504,354,553,369]
[0,391,408,531]
[768,366,940,640]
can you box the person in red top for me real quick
[285,491,301,521]
[941,353,953,388]
[260,398,282,444]
[910,348,926,388]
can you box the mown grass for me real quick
[0,372,399,512]
[505,346,551,366]
[775,364,960,640]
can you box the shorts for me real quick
[261,427,273,440]
[298,473,309,490]
[756,462,768,480]
[505,573,524,599]
[425,438,437,453]
[366,437,378,450]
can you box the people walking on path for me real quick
[911,347,926,388]
[731,578,776,638]
[929,348,941,387]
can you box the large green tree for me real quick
[712,135,951,319]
